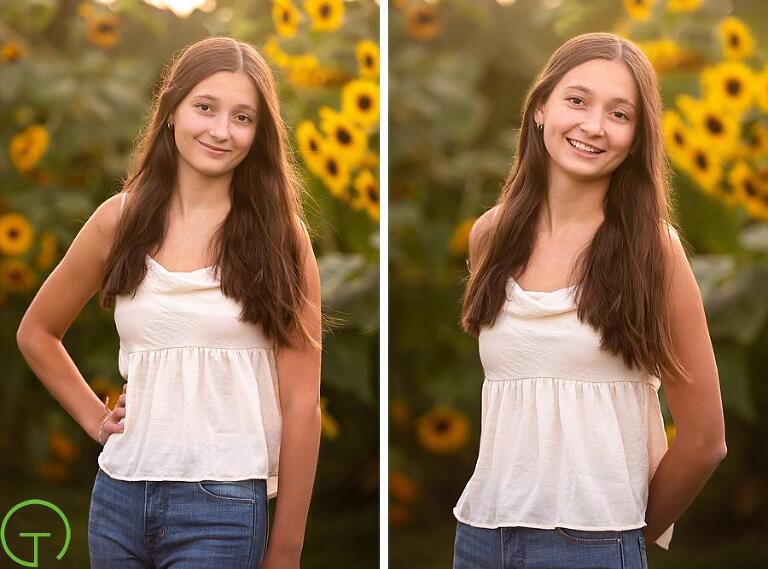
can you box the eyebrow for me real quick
[192,94,257,114]
[563,84,636,110]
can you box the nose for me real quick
[208,114,231,142]
[580,108,605,138]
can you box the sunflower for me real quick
[637,39,688,74]
[1,41,25,63]
[680,98,740,156]
[77,1,94,18]
[263,36,291,67]
[272,0,300,38]
[415,406,470,454]
[356,40,379,81]
[623,0,655,22]
[390,470,419,504]
[320,397,340,440]
[745,123,768,160]
[35,230,58,270]
[685,141,722,194]
[296,120,326,176]
[728,161,760,209]
[317,149,351,198]
[666,0,701,12]
[404,4,440,40]
[755,64,768,114]
[701,62,754,118]
[718,17,754,61]
[48,430,79,463]
[0,258,37,293]
[319,106,368,165]
[389,504,411,527]
[86,14,120,49]
[352,169,379,221]
[662,110,691,170]
[36,461,70,484]
[448,217,477,256]
[9,124,50,173]
[304,0,343,32]
[0,213,35,256]
[341,80,380,130]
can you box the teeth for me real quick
[567,138,602,153]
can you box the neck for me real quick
[540,163,607,236]
[171,159,233,222]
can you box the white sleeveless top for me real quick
[98,192,282,498]
[453,277,675,550]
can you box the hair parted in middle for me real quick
[461,32,691,384]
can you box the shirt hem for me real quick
[452,508,648,532]
[97,457,271,483]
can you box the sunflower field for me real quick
[390,0,768,566]
[0,1,378,567]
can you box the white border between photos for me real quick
[379,0,388,567]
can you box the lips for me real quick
[198,140,230,152]
[566,137,605,154]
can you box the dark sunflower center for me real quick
[309,139,318,152]
[327,158,338,176]
[729,33,740,48]
[417,10,434,25]
[695,151,708,170]
[673,131,685,145]
[282,9,290,23]
[8,228,19,239]
[745,180,757,196]
[10,270,22,283]
[320,3,331,18]
[726,79,741,96]
[337,128,352,145]
[358,95,372,111]
[706,117,723,135]
[434,419,451,433]
[98,22,114,34]
[364,55,374,67]
[367,185,378,202]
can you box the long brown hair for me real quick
[100,36,316,350]
[461,32,690,384]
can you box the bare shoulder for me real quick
[467,205,500,272]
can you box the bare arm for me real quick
[16,193,126,444]
[643,227,727,546]
[262,222,322,568]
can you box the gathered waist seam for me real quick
[121,345,273,355]
[483,375,659,386]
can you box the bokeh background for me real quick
[0,0,379,567]
[390,0,768,567]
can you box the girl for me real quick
[453,33,726,569]
[16,36,321,569]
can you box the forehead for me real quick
[554,59,638,105]
[188,71,258,106]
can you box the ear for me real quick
[533,103,544,126]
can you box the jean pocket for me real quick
[555,527,622,545]
[197,480,256,503]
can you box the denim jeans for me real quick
[453,520,648,569]
[89,467,269,568]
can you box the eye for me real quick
[566,96,584,106]
[612,110,630,121]
[236,114,252,123]
[195,103,212,112]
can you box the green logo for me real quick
[1,500,70,567]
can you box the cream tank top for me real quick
[97,192,282,498]
[453,275,675,550]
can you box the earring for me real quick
[167,122,173,129]
[536,122,543,130]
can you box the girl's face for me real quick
[169,71,259,178]
[535,58,639,184]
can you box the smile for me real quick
[198,140,230,154]
[566,138,605,154]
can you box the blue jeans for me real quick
[453,521,648,569]
[88,467,269,568]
